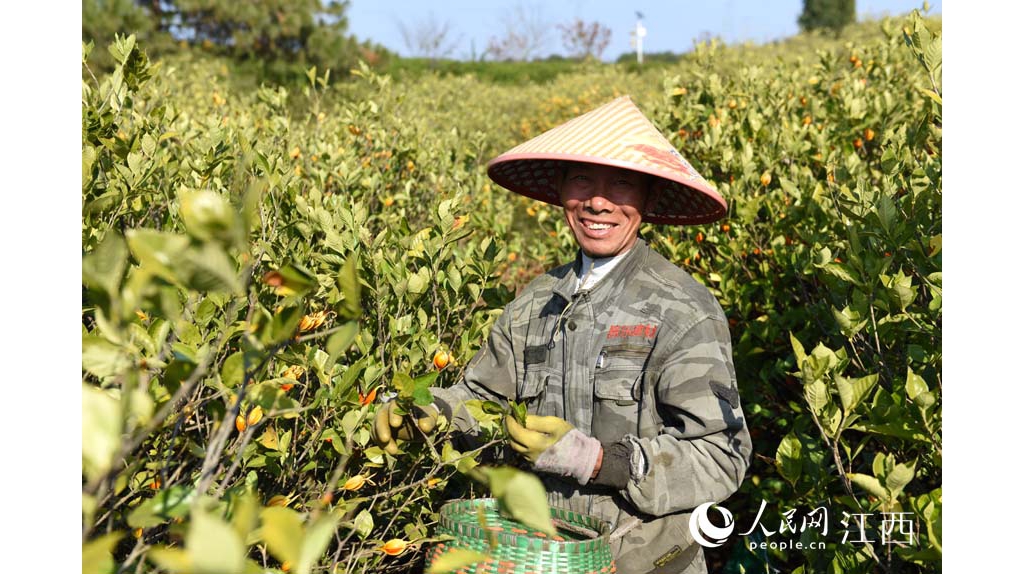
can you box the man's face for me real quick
[559,162,649,258]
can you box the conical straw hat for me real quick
[487,95,726,225]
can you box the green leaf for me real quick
[82,384,122,483]
[483,466,556,536]
[877,193,897,233]
[804,380,828,414]
[352,509,374,539]
[297,511,341,574]
[260,506,304,567]
[822,262,858,284]
[126,229,192,286]
[262,304,305,346]
[229,490,260,544]
[426,548,492,574]
[836,374,878,414]
[326,321,359,372]
[147,547,192,572]
[886,461,916,497]
[775,433,802,485]
[407,267,430,295]
[82,532,123,574]
[178,188,240,246]
[82,233,128,296]
[790,332,806,367]
[847,473,888,499]
[337,254,362,320]
[905,367,929,400]
[82,335,134,379]
[187,507,247,574]
[220,352,245,387]
[127,486,195,528]
[884,270,915,311]
[180,243,243,294]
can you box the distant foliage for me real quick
[799,0,857,33]
[82,0,391,82]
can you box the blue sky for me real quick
[347,0,942,61]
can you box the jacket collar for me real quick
[551,237,650,303]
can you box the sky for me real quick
[348,0,943,61]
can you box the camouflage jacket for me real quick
[433,239,751,574]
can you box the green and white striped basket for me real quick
[426,498,616,574]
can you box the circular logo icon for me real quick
[689,502,735,548]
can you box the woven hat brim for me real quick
[487,152,727,225]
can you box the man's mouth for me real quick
[581,218,616,231]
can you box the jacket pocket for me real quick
[519,366,557,416]
[592,345,650,444]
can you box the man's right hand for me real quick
[372,401,440,455]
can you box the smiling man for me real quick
[373,96,751,573]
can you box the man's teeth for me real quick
[585,222,612,230]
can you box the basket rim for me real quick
[437,497,613,554]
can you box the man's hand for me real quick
[372,401,439,455]
[505,414,602,485]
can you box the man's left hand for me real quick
[505,414,602,485]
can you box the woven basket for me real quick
[426,498,616,574]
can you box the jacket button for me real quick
[566,320,577,331]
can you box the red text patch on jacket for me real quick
[607,324,658,339]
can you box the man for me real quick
[374,96,751,573]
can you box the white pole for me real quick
[635,20,646,65]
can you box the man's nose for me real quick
[583,185,613,212]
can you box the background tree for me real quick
[82,0,390,81]
[397,13,461,61]
[557,18,612,61]
[484,3,551,61]
[798,0,856,34]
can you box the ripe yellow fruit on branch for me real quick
[433,349,451,370]
[380,539,408,556]
[342,475,368,491]
[299,310,328,332]
[247,406,264,427]
[760,172,772,187]
[267,494,290,507]
[235,413,247,433]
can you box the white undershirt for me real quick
[576,248,631,292]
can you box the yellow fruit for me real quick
[282,365,305,380]
[289,146,301,159]
[433,349,451,370]
[381,539,408,556]
[247,406,263,427]
[299,310,328,332]
[760,172,772,187]
[864,128,876,141]
[267,494,290,507]
[235,414,247,433]
[342,475,367,491]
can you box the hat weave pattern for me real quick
[487,96,726,225]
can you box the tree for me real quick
[557,18,612,61]
[798,0,856,34]
[397,13,460,61]
[484,3,551,61]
